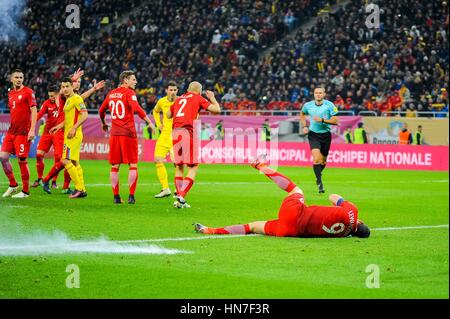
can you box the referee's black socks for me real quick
[313,164,322,184]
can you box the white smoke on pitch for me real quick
[0,0,27,43]
[0,230,189,256]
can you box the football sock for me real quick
[205,224,251,235]
[63,169,71,189]
[174,176,183,194]
[43,162,64,183]
[18,159,30,193]
[1,158,18,187]
[178,177,194,198]
[65,162,82,191]
[156,162,169,189]
[256,164,296,193]
[52,157,61,182]
[128,167,138,196]
[76,164,86,192]
[313,164,322,183]
[36,154,44,179]
[321,163,326,172]
[110,167,119,196]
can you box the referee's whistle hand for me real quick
[312,116,322,122]
[302,127,309,134]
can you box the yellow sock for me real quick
[156,162,169,189]
[76,164,86,192]
[65,162,82,191]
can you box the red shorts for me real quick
[172,128,199,166]
[264,193,306,237]
[37,131,64,158]
[109,135,138,165]
[1,133,31,158]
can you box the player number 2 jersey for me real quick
[170,92,211,130]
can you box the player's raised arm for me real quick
[81,79,106,100]
[205,90,221,114]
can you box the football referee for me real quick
[300,87,339,193]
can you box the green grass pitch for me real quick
[0,159,448,298]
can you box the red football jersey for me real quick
[170,92,211,130]
[301,202,358,237]
[99,86,147,137]
[37,97,65,134]
[7,86,37,135]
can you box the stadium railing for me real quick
[381,111,449,118]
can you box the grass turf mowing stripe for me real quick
[0,225,446,255]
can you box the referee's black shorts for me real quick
[307,131,332,156]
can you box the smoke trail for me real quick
[0,0,27,43]
[0,207,189,256]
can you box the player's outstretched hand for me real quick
[72,68,84,81]
[93,79,106,91]
[302,126,309,134]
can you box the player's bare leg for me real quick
[311,149,325,193]
[1,151,19,197]
[154,156,171,198]
[110,164,123,204]
[194,221,267,235]
[128,163,138,204]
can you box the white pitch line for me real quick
[371,224,449,231]
[1,225,446,252]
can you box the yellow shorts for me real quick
[154,137,174,160]
[63,135,82,161]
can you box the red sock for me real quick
[128,167,138,196]
[207,224,251,235]
[178,177,194,198]
[36,154,44,179]
[174,176,183,194]
[63,169,71,189]
[258,165,296,193]
[1,159,18,187]
[43,161,64,183]
[18,160,30,193]
[110,167,119,196]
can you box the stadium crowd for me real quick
[1,0,448,117]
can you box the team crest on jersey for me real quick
[132,95,137,101]
[18,95,22,100]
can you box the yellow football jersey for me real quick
[64,94,86,137]
[153,96,175,138]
